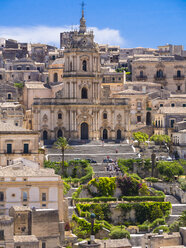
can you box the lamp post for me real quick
[90,213,96,243]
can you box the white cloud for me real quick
[0,25,125,47]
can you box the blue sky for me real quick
[0,0,186,48]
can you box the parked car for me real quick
[166,156,173,161]
[103,158,114,163]
[86,158,97,163]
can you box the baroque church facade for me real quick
[32,8,147,142]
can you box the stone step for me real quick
[68,206,76,220]
[166,215,181,225]
[165,195,180,204]
[172,204,186,215]
[65,187,78,198]
[93,171,122,177]
[67,197,73,206]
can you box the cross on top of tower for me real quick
[81,1,85,17]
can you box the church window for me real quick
[177,70,181,78]
[156,69,163,78]
[177,85,181,91]
[26,66,30,70]
[82,60,87,71]
[81,87,88,99]
[58,113,62,119]
[103,113,107,119]
[0,230,4,240]
[0,75,2,80]
[70,62,72,71]
[54,73,58,82]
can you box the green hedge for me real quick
[121,196,165,202]
[74,197,117,203]
[145,177,159,182]
[72,214,101,238]
[76,202,171,225]
[73,195,165,203]
[118,202,171,224]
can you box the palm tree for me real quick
[54,137,71,176]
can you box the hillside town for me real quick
[0,3,186,248]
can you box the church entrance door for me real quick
[117,129,121,140]
[103,129,108,140]
[81,123,88,140]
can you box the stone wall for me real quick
[152,182,186,203]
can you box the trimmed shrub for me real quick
[109,226,130,239]
[121,196,165,202]
[88,177,116,197]
[145,177,159,182]
[117,175,141,196]
[153,225,169,233]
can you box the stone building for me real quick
[0,215,14,248]
[9,206,64,248]
[142,232,182,248]
[32,7,155,142]
[153,107,186,136]
[0,102,24,127]
[130,55,186,93]
[0,158,65,223]
[48,58,64,84]
[0,121,43,166]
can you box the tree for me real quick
[157,161,184,181]
[150,134,171,150]
[133,132,149,147]
[54,137,71,176]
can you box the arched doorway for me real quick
[103,129,108,140]
[117,129,121,140]
[146,112,151,125]
[81,123,88,140]
[57,129,63,138]
[43,130,48,140]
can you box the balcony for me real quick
[136,75,147,81]
[154,75,166,81]
[173,75,185,80]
